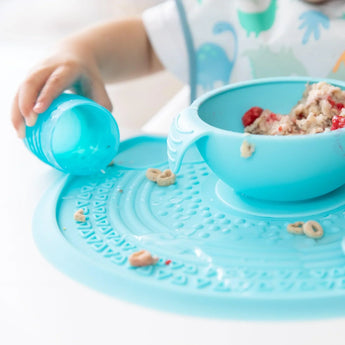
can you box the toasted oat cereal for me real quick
[146,168,162,182]
[74,209,86,222]
[128,250,159,267]
[287,221,304,235]
[303,220,324,239]
[240,140,255,158]
[156,169,176,186]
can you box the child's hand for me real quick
[11,18,162,139]
[11,48,112,139]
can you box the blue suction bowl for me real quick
[24,93,119,175]
[168,77,345,202]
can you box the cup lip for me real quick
[51,96,119,142]
[50,97,120,173]
[190,76,345,141]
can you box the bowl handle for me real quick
[168,108,210,173]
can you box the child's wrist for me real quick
[56,37,99,69]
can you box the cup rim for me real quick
[50,97,119,173]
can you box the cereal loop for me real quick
[287,221,304,235]
[146,168,162,182]
[303,220,324,239]
[240,140,255,158]
[74,209,86,222]
[157,169,176,187]
[128,250,159,267]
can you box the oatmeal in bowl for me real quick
[243,82,345,135]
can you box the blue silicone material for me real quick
[33,135,345,320]
[24,93,119,175]
[168,77,345,202]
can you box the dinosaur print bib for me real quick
[175,0,345,100]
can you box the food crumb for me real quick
[157,169,176,186]
[303,220,324,239]
[100,169,106,174]
[287,220,324,239]
[287,221,304,234]
[108,160,115,167]
[117,189,123,193]
[74,209,86,222]
[240,140,255,158]
[165,259,172,265]
[146,168,162,182]
[128,250,159,267]
[146,168,176,187]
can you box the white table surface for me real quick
[2,42,345,345]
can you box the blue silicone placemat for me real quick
[33,135,345,320]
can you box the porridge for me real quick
[243,82,345,135]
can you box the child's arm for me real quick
[11,17,163,138]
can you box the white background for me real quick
[1,1,345,344]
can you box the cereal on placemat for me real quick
[129,250,159,267]
[146,168,176,186]
[287,220,324,239]
[287,221,304,235]
[146,168,162,182]
[74,209,86,222]
[303,220,324,239]
[156,169,176,186]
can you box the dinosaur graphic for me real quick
[298,10,330,45]
[196,21,238,92]
[244,46,308,78]
[237,0,277,37]
[328,51,345,80]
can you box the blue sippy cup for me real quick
[23,93,120,175]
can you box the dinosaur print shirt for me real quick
[142,0,345,100]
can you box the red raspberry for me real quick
[328,96,344,112]
[242,106,263,127]
[331,115,345,130]
[269,113,279,121]
[328,96,336,108]
[337,103,345,111]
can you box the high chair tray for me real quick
[33,135,345,320]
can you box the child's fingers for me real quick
[18,68,52,127]
[34,65,78,115]
[11,92,26,139]
[88,77,113,112]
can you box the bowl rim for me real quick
[191,76,345,141]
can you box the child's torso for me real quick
[177,0,345,97]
